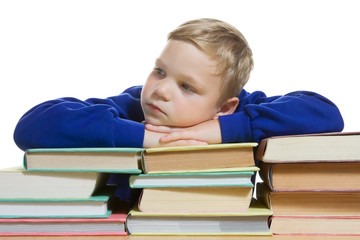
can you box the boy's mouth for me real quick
[147,103,166,115]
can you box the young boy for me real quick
[13,18,344,201]
[13,18,344,152]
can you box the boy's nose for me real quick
[154,79,171,101]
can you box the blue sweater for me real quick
[14,86,344,151]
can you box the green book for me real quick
[24,148,142,173]
[0,194,112,219]
[129,170,258,188]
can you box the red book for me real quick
[0,212,127,236]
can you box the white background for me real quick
[1,0,359,168]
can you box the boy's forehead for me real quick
[158,40,218,75]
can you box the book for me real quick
[269,216,360,235]
[0,194,112,219]
[0,211,127,236]
[256,182,360,216]
[0,236,129,240]
[128,236,360,240]
[129,236,360,240]
[126,198,272,235]
[0,166,108,198]
[255,132,360,163]
[129,170,257,188]
[24,148,142,173]
[137,187,253,213]
[141,143,258,174]
[259,161,360,191]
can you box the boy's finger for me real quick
[166,139,208,146]
[145,124,172,133]
[160,130,196,142]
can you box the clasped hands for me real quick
[143,119,222,148]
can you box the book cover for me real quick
[24,148,142,173]
[141,143,258,174]
[256,132,360,163]
[0,166,108,199]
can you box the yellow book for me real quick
[142,143,258,174]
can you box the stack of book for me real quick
[0,143,274,238]
[0,148,143,237]
[255,132,360,236]
[125,143,273,236]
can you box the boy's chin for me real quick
[143,118,169,127]
[144,118,183,128]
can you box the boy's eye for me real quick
[154,68,166,77]
[181,83,196,94]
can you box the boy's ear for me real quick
[214,97,239,118]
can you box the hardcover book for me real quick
[270,216,360,235]
[0,194,112,219]
[256,182,360,216]
[137,187,253,213]
[126,198,272,235]
[129,170,257,188]
[259,161,360,191]
[0,211,127,236]
[24,148,142,173]
[141,143,258,174]
[0,166,108,199]
[255,132,360,163]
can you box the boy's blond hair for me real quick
[168,18,253,103]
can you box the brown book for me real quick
[258,161,360,191]
[138,187,253,213]
[256,182,360,216]
[270,215,360,235]
[255,132,360,163]
[141,143,257,174]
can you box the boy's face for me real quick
[141,40,223,127]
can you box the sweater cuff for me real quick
[114,120,145,148]
[219,112,252,143]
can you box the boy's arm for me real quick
[13,86,146,150]
[155,90,344,144]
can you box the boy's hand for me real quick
[145,119,222,146]
[143,128,207,148]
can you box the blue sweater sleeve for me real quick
[219,90,344,143]
[14,86,146,150]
